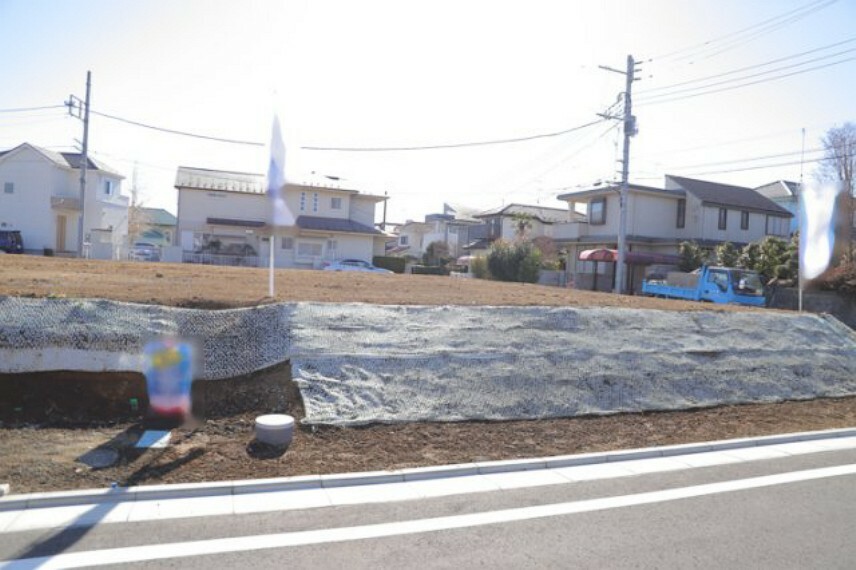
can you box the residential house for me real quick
[462,203,584,256]
[754,180,801,235]
[174,167,388,268]
[555,175,793,293]
[394,203,482,261]
[135,207,177,247]
[0,143,128,258]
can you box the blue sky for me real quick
[1,0,854,223]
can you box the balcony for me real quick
[51,196,81,210]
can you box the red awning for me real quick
[578,248,680,265]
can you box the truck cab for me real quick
[701,267,765,305]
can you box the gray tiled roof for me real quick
[475,203,572,223]
[666,175,792,216]
[0,143,123,177]
[296,215,384,235]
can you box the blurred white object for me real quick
[800,182,838,280]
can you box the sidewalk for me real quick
[2,427,856,534]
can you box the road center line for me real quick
[6,463,856,569]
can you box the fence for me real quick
[182,252,260,267]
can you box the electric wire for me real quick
[0,104,66,113]
[639,35,856,96]
[300,118,610,152]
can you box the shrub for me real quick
[470,256,489,279]
[715,242,739,267]
[816,260,856,298]
[487,240,541,283]
[372,256,406,274]
[678,241,705,272]
[410,265,449,276]
[423,241,452,267]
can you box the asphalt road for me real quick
[3,449,856,569]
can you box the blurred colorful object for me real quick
[800,182,838,280]
[143,339,194,422]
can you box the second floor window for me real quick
[766,215,788,236]
[300,192,306,211]
[590,198,606,225]
[676,199,686,229]
[399,235,409,246]
[104,180,113,196]
[331,197,342,210]
[718,208,727,230]
[741,210,749,230]
[3,182,13,194]
[312,193,319,213]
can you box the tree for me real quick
[678,241,705,272]
[817,123,856,262]
[423,240,451,267]
[510,212,534,241]
[714,242,739,267]
[126,167,151,245]
[532,236,560,269]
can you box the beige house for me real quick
[555,175,792,292]
[0,143,127,258]
[394,203,482,260]
[175,167,388,268]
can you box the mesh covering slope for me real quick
[0,297,292,380]
[289,304,856,426]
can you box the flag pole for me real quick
[798,127,805,313]
[268,231,275,298]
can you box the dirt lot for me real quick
[1,255,850,495]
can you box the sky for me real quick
[1,0,854,225]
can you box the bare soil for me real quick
[0,255,847,495]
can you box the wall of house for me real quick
[698,205,786,244]
[289,186,353,220]
[348,196,379,228]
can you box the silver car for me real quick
[323,259,393,274]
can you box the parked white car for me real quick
[323,259,393,274]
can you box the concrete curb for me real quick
[2,426,855,512]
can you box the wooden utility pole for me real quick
[67,71,92,256]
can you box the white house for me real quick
[0,143,128,258]
[394,203,482,260]
[555,175,793,292]
[174,167,389,268]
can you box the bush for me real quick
[423,241,452,267]
[410,265,449,276]
[715,242,739,267]
[678,241,706,272]
[816,260,856,298]
[372,256,406,274]
[470,256,489,279]
[487,240,541,283]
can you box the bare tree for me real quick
[127,166,151,245]
[817,123,856,261]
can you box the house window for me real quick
[399,235,409,246]
[766,215,788,237]
[300,192,306,212]
[281,237,294,250]
[104,180,113,196]
[740,210,749,230]
[327,239,337,253]
[676,199,686,229]
[718,208,727,230]
[312,193,319,213]
[589,198,606,225]
[3,182,13,194]
[297,242,322,257]
[331,197,342,210]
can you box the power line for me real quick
[638,46,856,103]
[663,147,826,170]
[669,155,836,177]
[90,110,266,146]
[0,104,65,113]
[652,0,836,62]
[636,54,856,106]
[300,119,609,152]
[639,35,856,96]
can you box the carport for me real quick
[578,248,681,293]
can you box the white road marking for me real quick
[4,463,856,569]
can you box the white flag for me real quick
[267,114,294,226]
[799,182,837,280]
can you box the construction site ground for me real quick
[1,255,853,494]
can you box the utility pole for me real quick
[598,55,639,294]
[66,71,92,257]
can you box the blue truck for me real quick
[641,265,767,307]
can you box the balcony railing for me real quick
[182,252,260,267]
[51,196,82,210]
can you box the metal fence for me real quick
[182,252,260,267]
